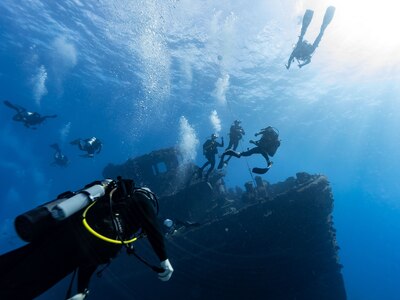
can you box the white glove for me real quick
[158,259,174,281]
[67,290,89,300]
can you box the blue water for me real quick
[1,1,400,299]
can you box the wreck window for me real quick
[152,161,167,175]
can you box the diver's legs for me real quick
[217,154,226,169]
[260,150,272,166]
[199,160,210,177]
[70,139,82,147]
[239,147,261,157]
[300,9,314,38]
[221,140,239,165]
[205,155,216,179]
[312,30,324,50]
[223,149,241,158]
[232,140,239,151]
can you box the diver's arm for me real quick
[255,129,265,137]
[298,57,311,68]
[286,53,295,69]
[135,193,174,280]
[218,137,224,147]
[135,193,167,261]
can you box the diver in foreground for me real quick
[286,6,335,69]
[70,137,102,158]
[217,120,245,169]
[198,134,224,180]
[3,100,57,129]
[50,143,69,167]
[0,178,173,300]
[223,126,280,174]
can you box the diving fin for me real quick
[300,9,314,38]
[321,6,335,32]
[252,162,273,174]
[70,139,81,145]
[252,167,270,175]
[3,100,20,111]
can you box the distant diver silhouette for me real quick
[223,126,280,174]
[3,100,57,129]
[218,120,245,169]
[286,6,335,69]
[50,143,69,167]
[70,137,102,158]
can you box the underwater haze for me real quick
[1,0,400,299]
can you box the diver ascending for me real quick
[223,126,280,174]
[50,143,69,167]
[286,6,335,69]
[0,178,174,300]
[70,137,102,158]
[218,120,245,169]
[3,100,57,129]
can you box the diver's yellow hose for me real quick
[82,196,139,244]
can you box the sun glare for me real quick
[296,0,400,74]
[325,0,400,71]
[333,0,400,44]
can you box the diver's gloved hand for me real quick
[67,289,89,300]
[67,291,89,300]
[158,259,174,281]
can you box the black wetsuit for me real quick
[240,127,279,165]
[4,100,57,128]
[51,143,69,166]
[226,124,245,151]
[199,138,224,179]
[218,124,244,168]
[223,127,280,173]
[0,189,166,299]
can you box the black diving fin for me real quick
[321,6,335,32]
[3,100,20,111]
[252,162,273,175]
[300,9,314,38]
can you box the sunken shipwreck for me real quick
[100,147,347,300]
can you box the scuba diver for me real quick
[0,178,174,300]
[70,137,102,158]
[223,126,280,174]
[218,120,245,169]
[286,6,335,69]
[50,143,69,167]
[3,100,57,129]
[198,134,224,180]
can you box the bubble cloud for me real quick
[178,116,199,163]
